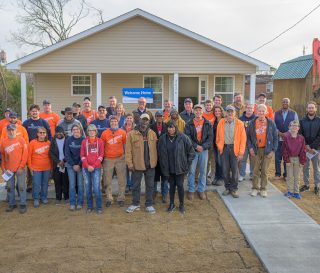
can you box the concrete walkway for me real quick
[214,179,320,273]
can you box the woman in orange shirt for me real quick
[28,127,52,208]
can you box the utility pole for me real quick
[0,49,8,111]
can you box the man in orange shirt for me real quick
[0,108,22,138]
[40,99,60,136]
[216,105,246,198]
[81,97,98,124]
[202,99,215,185]
[1,112,29,143]
[101,115,127,207]
[254,93,274,120]
[185,104,213,200]
[1,124,28,213]
[162,100,173,122]
[247,104,278,198]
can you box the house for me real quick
[272,54,315,117]
[244,74,273,102]
[7,9,270,120]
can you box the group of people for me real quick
[1,92,319,215]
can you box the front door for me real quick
[178,77,199,112]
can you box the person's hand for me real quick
[17,168,24,175]
[310,149,317,154]
[300,164,304,167]
[58,161,65,168]
[267,151,274,158]
[88,166,94,172]
[196,145,203,152]
[128,166,134,172]
[30,170,33,176]
[249,148,255,157]
[306,145,312,152]
[286,163,292,166]
[237,155,243,161]
[73,165,81,172]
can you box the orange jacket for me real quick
[216,118,247,157]
[101,128,127,158]
[1,137,28,172]
[1,124,29,143]
[40,112,60,136]
[254,104,274,120]
[28,139,52,171]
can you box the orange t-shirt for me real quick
[202,112,215,126]
[100,128,127,158]
[1,137,28,172]
[1,124,29,143]
[193,118,204,142]
[254,104,274,120]
[40,112,60,136]
[255,118,267,148]
[0,119,22,138]
[28,139,52,171]
[82,110,98,124]
[163,110,170,122]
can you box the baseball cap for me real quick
[4,108,12,113]
[193,104,203,110]
[9,111,18,118]
[155,111,163,117]
[226,105,236,111]
[184,98,193,104]
[258,93,266,98]
[43,99,51,105]
[72,102,81,108]
[140,113,150,120]
[7,124,16,130]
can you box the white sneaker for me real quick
[238,176,244,182]
[126,205,140,213]
[261,190,268,198]
[250,189,259,197]
[146,206,156,214]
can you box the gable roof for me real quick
[272,55,313,80]
[7,8,270,71]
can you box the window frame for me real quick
[213,75,235,106]
[142,75,164,110]
[71,75,92,96]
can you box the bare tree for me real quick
[11,0,95,48]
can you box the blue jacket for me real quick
[23,118,52,141]
[90,118,109,138]
[247,117,278,155]
[65,135,85,167]
[274,109,298,134]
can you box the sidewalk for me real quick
[214,179,320,273]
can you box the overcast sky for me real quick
[0,0,319,68]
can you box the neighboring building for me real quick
[245,74,273,101]
[7,9,269,120]
[272,54,316,117]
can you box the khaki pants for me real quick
[252,148,272,191]
[103,155,126,202]
[286,157,301,194]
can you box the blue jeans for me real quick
[275,141,286,177]
[188,150,208,193]
[7,170,26,206]
[32,170,50,201]
[67,165,84,206]
[126,167,134,187]
[83,168,102,210]
[239,147,253,177]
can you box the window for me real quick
[143,76,163,109]
[72,75,91,96]
[266,82,273,93]
[214,76,234,106]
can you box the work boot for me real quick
[5,205,17,212]
[19,205,27,214]
[230,190,239,198]
[299,185,309,192]
[198,192,206,200]
[187,191,194,201]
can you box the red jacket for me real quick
[80,137,104,169]
[282,132,307,165]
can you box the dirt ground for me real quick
[267,162,320,224]
[0,192,265,273]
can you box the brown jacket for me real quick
[126,128,158,171]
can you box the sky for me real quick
[0,0,319,68]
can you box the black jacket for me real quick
[75,114,88,134]
[299,115,320,149]
[49,136,68,169]
[184,118,213,150]
[150,122,166,139]
[158,133,195,177]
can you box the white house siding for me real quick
[21,16,256,74]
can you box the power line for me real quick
[248,2,320,55]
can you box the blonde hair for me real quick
[257,104,267,111]
[87,124,98,135]
[289,120,300,127]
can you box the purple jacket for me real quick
[282,132,307,165]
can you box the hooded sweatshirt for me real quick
[65,135,85,167]
[80,137,104,169]
[57,118,84,137]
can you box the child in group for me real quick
[282,120,306,199]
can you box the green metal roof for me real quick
[272,54,313,80]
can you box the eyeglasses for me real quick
[38,132,46,135]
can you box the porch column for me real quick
[21,72,27,121]
[249,73,256,104]
[96,73,102,108]
[173,73,179,109]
